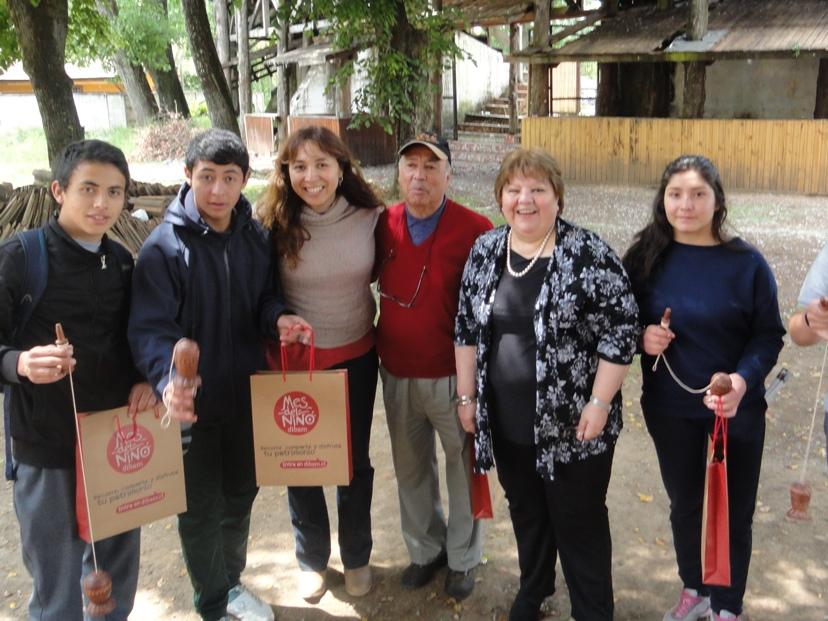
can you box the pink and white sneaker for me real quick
[663,588,712,621]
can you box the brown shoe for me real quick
[298,569,327,601]
[344,564,373,597]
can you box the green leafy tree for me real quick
[284,0,463,143]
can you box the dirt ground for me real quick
[2,167,828,620]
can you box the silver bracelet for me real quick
[455,394,477,407]
[589,394,611,411]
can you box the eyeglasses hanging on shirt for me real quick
[376,215,438,309]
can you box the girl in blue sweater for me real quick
[622,155,784,621]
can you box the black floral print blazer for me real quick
[455,218,639,479]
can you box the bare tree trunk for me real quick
[149,0,190,117]
[112,56,159,124]
[181,0,239,133]
[815,58,828,119]
[7,0,83,165]
[688,0,708,40]
[237,0,251,123]
[529,0,551,116]
[148,50,191,118]
[681,61,706,118]
[509,23,519,134]
[94,0,158,124]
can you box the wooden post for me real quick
[431,0,443,132]
[508,23,518,134]
[604,0,618,16]
[237,0,251,124]
[688,0,708,40]
[529,0,551,117]
[276,0,289,141]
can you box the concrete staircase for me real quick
[457,84,527,134]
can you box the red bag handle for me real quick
[279,329,315,381]
[113,411,139,441]
[712,402,728,461]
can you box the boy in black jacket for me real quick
[128,129,308,621]
[0,140,155,620]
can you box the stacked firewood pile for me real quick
[0,180,179,255]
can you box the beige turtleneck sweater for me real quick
[278,196,381,348]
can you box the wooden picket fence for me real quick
[522,117,828,195]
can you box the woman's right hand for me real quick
[642,324,675,356]
[457,402,476,434]
[277,314,313,344]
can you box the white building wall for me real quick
[0,92,128,130]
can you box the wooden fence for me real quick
[522,117,828,194]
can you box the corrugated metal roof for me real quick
[509,0,828,63]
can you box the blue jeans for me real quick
[288,348,378,571]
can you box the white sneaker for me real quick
[227,584,274,621]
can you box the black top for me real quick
[488,252,549,445]
[0,220,138,468]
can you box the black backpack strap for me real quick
[4,227,48,481]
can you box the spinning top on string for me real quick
[787,482,812,522]
[59,323,118,616]
[82,570,116,616]
[708,372,732,396]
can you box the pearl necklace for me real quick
[506,225,555,278]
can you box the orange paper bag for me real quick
[250,364,351,487]
[76,406,186,542]
[701,414,730,587]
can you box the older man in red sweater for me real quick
[376,133,492,601]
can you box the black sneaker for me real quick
[509,593,542,620]
[444,567,475,600]
[400,549,448,589]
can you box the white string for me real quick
[652,352,713,395]
[800,341,828,484]
[67,345,99,572]
[160,346,178,429]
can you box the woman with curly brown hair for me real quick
[257,125,384,601]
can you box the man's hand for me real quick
[127,382,158,415]
[162,378,201,424]
[17,344,75,384]
[277,314,313,344]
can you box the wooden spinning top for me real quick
[708,372,732,396]
[660,307,672,329]
[82,570,116,616]
[787,481,812,522]
[173,338,200,385]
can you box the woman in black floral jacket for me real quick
[454,148,639,621]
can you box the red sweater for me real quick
[376,199,492,377]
